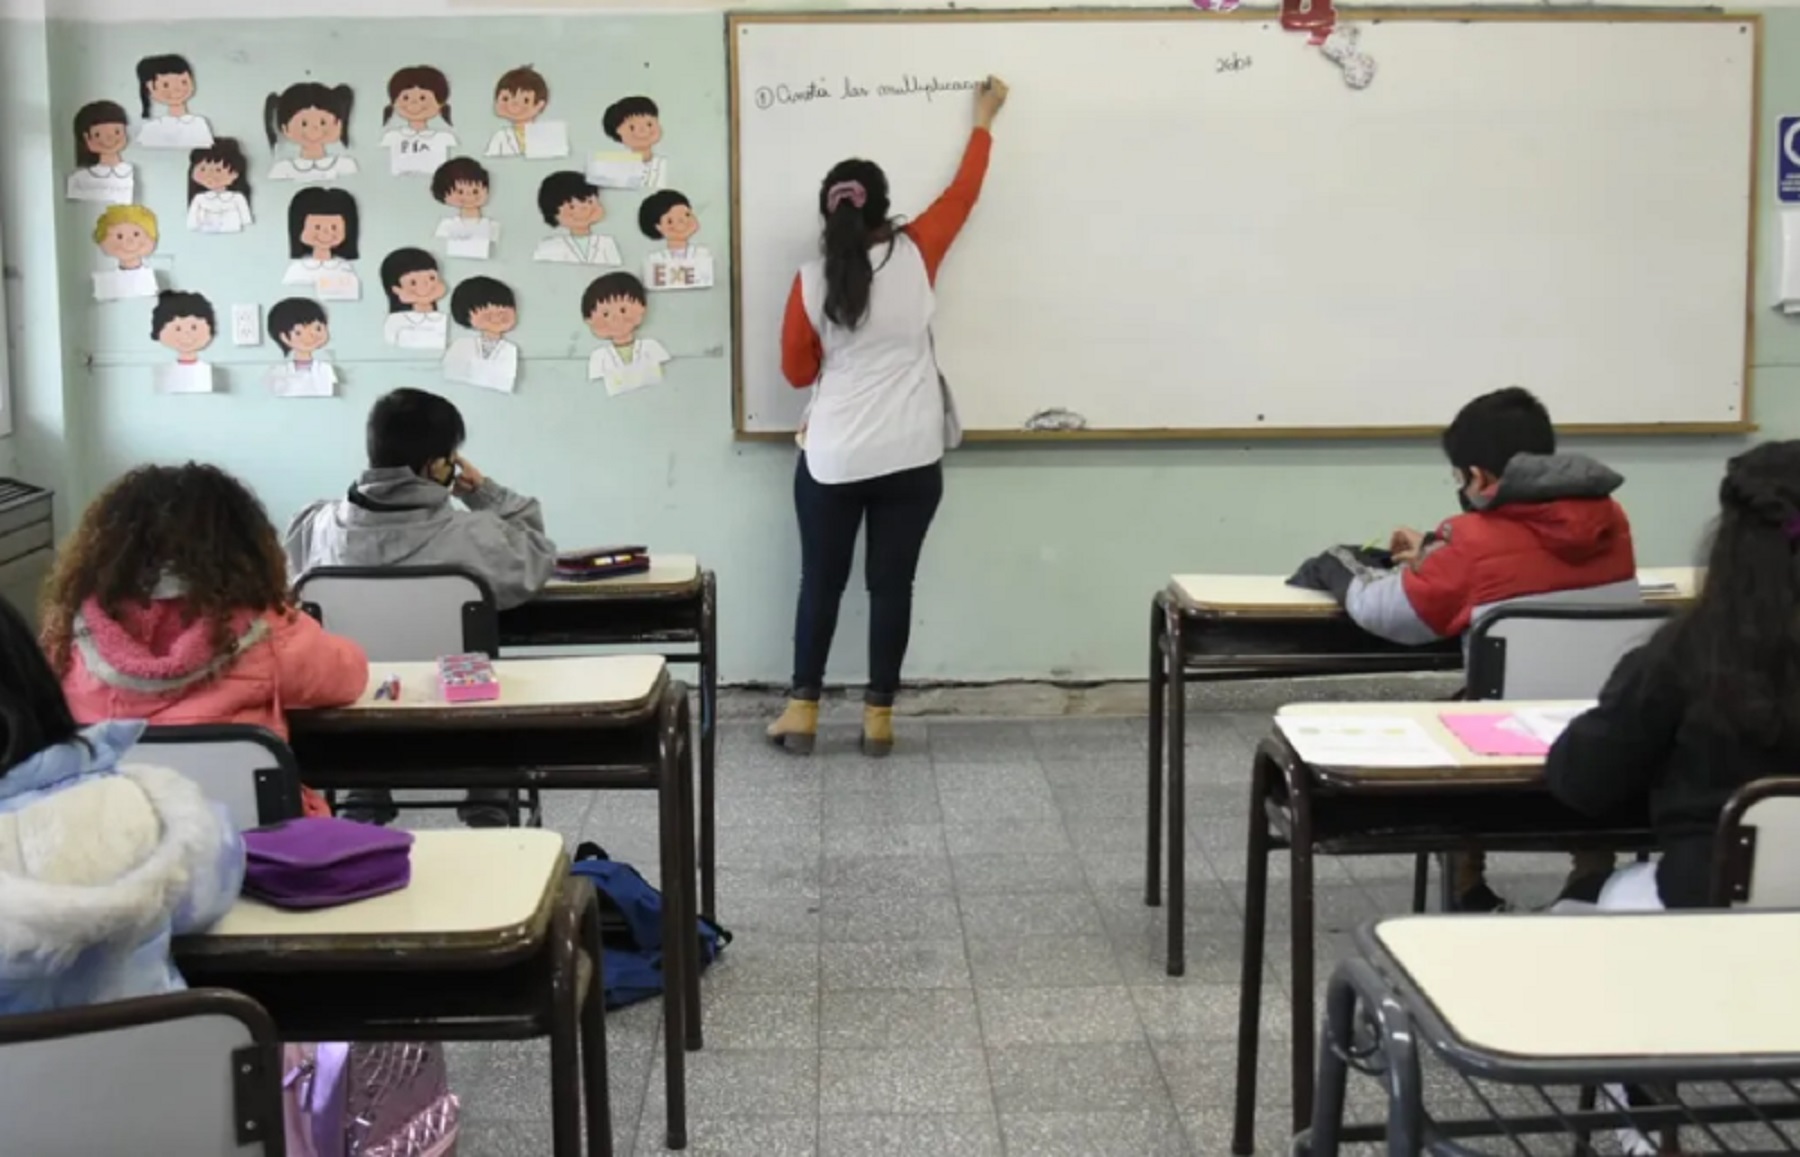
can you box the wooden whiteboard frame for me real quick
[727,7,1762,442]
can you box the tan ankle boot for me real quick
[766,699,818,755]
[861,705,894,758]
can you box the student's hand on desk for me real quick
[1389,527,1424,564]
[453,455,486,495]
[975,76,1009,130]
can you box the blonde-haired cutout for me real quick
[92,203,158,245]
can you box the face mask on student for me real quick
[1454,470,1477,513]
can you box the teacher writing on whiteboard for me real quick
[767,75,1009,759]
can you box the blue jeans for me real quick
[790,455,944,706]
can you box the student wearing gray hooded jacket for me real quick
[283,387,556,826]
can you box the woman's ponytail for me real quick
[823,202,874,329]
[816,159,891,332]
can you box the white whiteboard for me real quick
[730,13,1756,437]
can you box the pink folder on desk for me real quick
[1439,712,1550,758]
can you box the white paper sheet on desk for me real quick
[1275,715,1457,768]
[1511,704,1593,747]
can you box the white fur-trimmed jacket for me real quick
[0,720,245,1016]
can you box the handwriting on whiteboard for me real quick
[753,74,986,111]
[1216,53,1254,73]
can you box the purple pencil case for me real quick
[243,817,414,910]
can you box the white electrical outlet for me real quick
[231,304,261,347]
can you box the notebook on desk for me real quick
[1437,705,1592,757]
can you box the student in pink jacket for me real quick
[43,463,368,818]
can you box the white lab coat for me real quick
[382,126,457,176]
[155,361,214,394]
[383,310,449,351]
[587,338,670,397]
[187,190,253,234]
[283,257,360,301]
[92,265,159,302]
[532,230,621,267]
[65,164,135,205]
[266,357,336,398]
[136,115,213,149]
[268,154,359,183]
[644,246,715,292]
[443,335,519,393]
[484,122,569,160]
[435,216,501,260]
[587,152,665,191]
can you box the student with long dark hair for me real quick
[1548,440,1800,912]
[768,75,1008,758]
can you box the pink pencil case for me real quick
[438,653,500,703]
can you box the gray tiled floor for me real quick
[423,711,1582,1155]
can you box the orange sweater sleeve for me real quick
[902,127,993,284]
[780,272,821,388]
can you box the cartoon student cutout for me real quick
[444,276,520,394]
[91,204,160,301]
[639,190,713,292]
[186,138,253,234]
[265,82,358,183]
[66,100,134,205]
[432,158,499,260]
[583,272,669,396]
[485,65,567,160]
[532,172,619,266]
[152,290,216,394]
[281,186,360,301]
[381,66,457,177]
[380,247,450,351]
[134,54,213,149]
[588,95,665,190]
[265,297,336,398]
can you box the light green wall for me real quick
[8,10,1800,683]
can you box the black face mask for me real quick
[1457,488,1476,513]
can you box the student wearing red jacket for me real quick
[766,76,1009,759]
[1344,388,1639,910]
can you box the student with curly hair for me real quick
[42,463,368,818]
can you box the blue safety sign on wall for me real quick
[1780,117,1800,203]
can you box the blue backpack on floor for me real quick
[570,842,731,1009]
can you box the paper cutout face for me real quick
[269,297,329,359]
[139,55,196,116]
[381,248,447,313]
[152,290,215,362]
[445,276,520,392]
[640,190,698,249]
[186,139,253,233]
[582,273,668,396]
[94,204,158,270]
[287,187,358,260]
[603,96,661,158]
[265,83,356,179]
[582,272,647,345]
[135,54,212,148]
[75,101,130,167]
[433,158,489,214]
[386,66,451,131]
[495,67,547,126]
[68,101,134,204]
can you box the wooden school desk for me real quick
[1308,912,1800,1154]
[1229,700,1661,1155]
[499,554,721,919]
[284,655,700,1150]
[175,829,613,1157]
[1145,567,1698,976]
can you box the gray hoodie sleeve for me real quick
[460,480,557,610]
[281,500,331,583]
